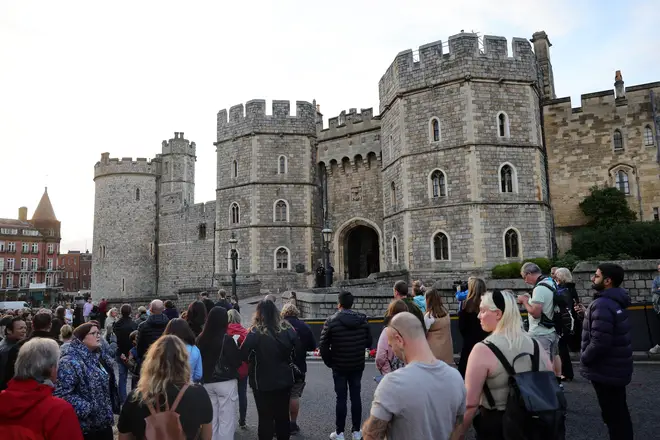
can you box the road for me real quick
[235,361,660,440]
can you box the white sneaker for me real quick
[329,432,345,440]
[352,431,363,440]
[650,344,660,355]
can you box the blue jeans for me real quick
[237,376,248,424]
[333,370,363,434]
[116,359,128,404]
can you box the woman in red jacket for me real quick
[0,338,83,440]
[227,309,249,429]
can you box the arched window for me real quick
[198,223,206,240]
[278,155,287,174]
[274,200,288,222]
[616,170,630,194]
[227,249,240,271]
[390,182,396,210]
[230,202,240,224]
[497,112,510,138]
[613,129,624,151]
[275,247,289,270]
[504,228,520,258]
[232,160,238,178]
[429,118,441,142]
[432,232,450,261]
[430,170,447,198]
[135,188,140,201]
[644,125,654,146]
[391,236,398,263]
[499,163,516,193]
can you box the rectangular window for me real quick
[6,274,13,288]
[22,230,39,236]
[82,281,87,289]
[20,258,28,271]
[22,243,29,253]
[47,259,53,270]
[47,243,54,254]
[0,241,4,251]
[654,207,659,221]
[8,242,16,252]
[0,258,4,271]
[31,258,38,270]
[31,243,38,253]
[0,228,18,235]
[29,273,36,284]
[45,273,52,287]
[19,272,28,287]
[7,258,15,271]
[0,274,2,288]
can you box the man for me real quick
[393,281,426,332]
[199,292,216,314]
[82,298,93,322]
[214,289,234,310]
[326,263,335,287]
[98,297,108,330]
[650,263,660,354]
[320,291,372,440]
[0,317,27,390]
[581,263,633,440]
[550,266,559,282]
[517,262,562,382]
[316,264,326,288]
[136,299,169,366]
[362,312,466,440]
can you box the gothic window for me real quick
[644,125,654,146]
[198,223,207,240]
[391,236,398,263]
[432,232,450,261]
[499,163,517,193]
[616,170,630,194]
[274,200,288,222]
[232,160,238,178]
[278,155,288,174]
[135,188,140,201]
[497,112,510,138]
[230,203,240,224]
[430,170,447,198]
[613,129,624,151]
[275,247,289,270]
[504,228,520,258]
[430,118,441,142]
[390,182,396,210]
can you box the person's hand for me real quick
[574,303,586,316]
[517,295,529,305]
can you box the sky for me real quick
[1,0,658,253]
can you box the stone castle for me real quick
[92,30,660,299]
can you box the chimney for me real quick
[615,70,625,99]
[18,207,28,222]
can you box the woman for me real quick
[240,300,299,440]
[555,267,581,381]
[135,306,148,325]
[117,335,213,440]
[227,309,249,429]
[375,299,408,375]
[65,303,73,325]
[458,290,553,439]
[424,287,454,365]
[197,307,242,440]
[114,304,138,404]
[412,280,426,313]
[458,277,490,377]
[164,318,202,383]
[51,306,66,339]
[54,321,118,440]
[59,324,73,344]
[104,308,118,338]
[186,301,208,338]
[164,300,180,320]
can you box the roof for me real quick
[31,187,58,222]
[0,218,33,229]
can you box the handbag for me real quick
[211,335,232,382]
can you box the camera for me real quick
[453,280,468,292]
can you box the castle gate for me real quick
[334,217,383,280]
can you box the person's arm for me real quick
[362,416,389,440]
[450,414,466,440]
[375,330,391,374]
[304,324,317,352]
[118,434,135,440]
[192,347,203,382]
[200,423,212,440]
[224,334,243,369]
[519,291,543,319]
[53,358,93,420]
[3,345,18,384]
[458,343,491,437]
[319,319,333,368]
[239,329,257,362]
[581,302,614,365]
[362,374,398,440]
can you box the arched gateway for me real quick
[333,217,383,280]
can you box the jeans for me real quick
[592,381,633,440]
[253,388,291,440]
[83,427,113,440]
[333,369,363,434]
[558,336,574,380]
[116,359,128,404]
[237,376,248,424]
[204,380,238,440]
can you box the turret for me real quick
[531,31,556,100]
[160,132,196,213]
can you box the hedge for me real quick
[491,257,553,279]
[570,222,660,260]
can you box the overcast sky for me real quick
[1,0,658,253]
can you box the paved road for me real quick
[234,361,660,440]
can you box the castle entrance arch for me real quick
[334,217,383,280]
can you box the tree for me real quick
[578,186,637,228]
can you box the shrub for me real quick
[570,222,660,260]
[552,253,580,271]
[491,257,553,279]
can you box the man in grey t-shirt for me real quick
[362,312,466,440]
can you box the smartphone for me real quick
[373,375,383,384]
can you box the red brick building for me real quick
[59,250,92,292]
[0,188,64,303]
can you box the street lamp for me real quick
[228,233,238,302]
[322,227,332,284]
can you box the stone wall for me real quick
[571,259,659,304]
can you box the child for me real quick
[121,330,140,388]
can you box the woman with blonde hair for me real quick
[457,277,490,377]
[117,335,213,440]
[456,290,553,439]
[376,299,408,375]
[555,267,581,381]
[59,324,73,344]
[424,287,454,365]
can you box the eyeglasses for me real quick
[87,331,100,337]
[389,326,403,340]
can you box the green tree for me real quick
[579,186,637,228]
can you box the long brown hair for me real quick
[384,299,408,326]
[464,276,486,313]
[425,287,448,318]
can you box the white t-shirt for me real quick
[370,360,466,440]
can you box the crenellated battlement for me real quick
[318,108,381,140]
[216,100,317,143]
[94,153,160,180]
[161,132,196,157]
[319,152,382,176]
[378,32,538,112]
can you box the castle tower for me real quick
[378,32,553,272]
[160,132,196,213]
[92,153,159,298]
[215,100,321,291]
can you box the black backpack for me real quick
[483,339,566,440]
[536,278,574,337]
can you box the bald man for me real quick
[362,312,466,440]
[136,299,170,364]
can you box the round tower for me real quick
[92,153,159,299]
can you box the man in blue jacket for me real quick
[580,263,633,440]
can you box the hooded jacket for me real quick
[580,287,633,386]
[113,316,138,357]
[0,378,83,440]
[319,309,373,372]
[136,313,169,360]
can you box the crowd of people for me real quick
[0,261,651,440]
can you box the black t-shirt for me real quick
[118,384,212,440]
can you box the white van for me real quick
[0,301,30,310]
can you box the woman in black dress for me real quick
[457,276,490,378]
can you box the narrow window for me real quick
[278,156,287,174]
[232,160,238,178]
[498,112,510,138]
[392,237,398,263]
[616,170,630,194]
[644,125,654,146]
[505,229,519,258]
[430,118,440,142]
[121,278,125,292]
[198,223,207,240]
[135,188,140,201]
[390,182,396,210]
[276,247,289,269]
[653,207,659,221]
[430,170,446,198]
[433,232,450,261]
[389,134,393,159]
[500,165,513,193]
[230,203,240,224]
[275,200,288,222]
[613,129,624,151]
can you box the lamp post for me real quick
[322,227,332,285]
[229,233,238,302]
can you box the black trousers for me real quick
[253,388,291,440]
[558,335,574,380]
[592,381,634,440]
[83,427,113,440]
[333,370,363,434]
